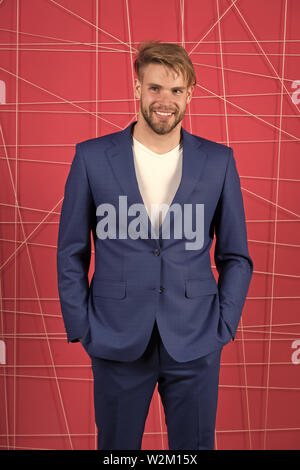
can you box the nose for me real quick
[156,91,175,110]
[159,89,172,102]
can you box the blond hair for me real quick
[134,40,197,88]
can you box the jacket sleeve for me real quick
[214,147,253,340]
[57,143,95,343]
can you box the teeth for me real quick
[155,111,172,116]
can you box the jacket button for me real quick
[159,285,164,293]
[153,249,160,256]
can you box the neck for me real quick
[132,117,182,155]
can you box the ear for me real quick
[134,78,142,100]
[186,85,194,104]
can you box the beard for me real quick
[140,98,186,135]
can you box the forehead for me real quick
[141,63,187,87]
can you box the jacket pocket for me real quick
[185,278,218,298]
[93,279,126,299]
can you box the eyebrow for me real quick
[147,83,186,91]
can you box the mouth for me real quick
[153,110,175,121]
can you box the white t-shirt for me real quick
[132,136,183,236]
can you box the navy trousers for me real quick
[91,320,223,450]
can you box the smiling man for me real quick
[136,64,189,138]
[133,49,193,148]
[57,41,253,450]
[131,53,195,237]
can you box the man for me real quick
[57,41,253,450]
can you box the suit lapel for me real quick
[104,121,207,247]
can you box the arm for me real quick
[57,143,95,343]
[214,147,253,340]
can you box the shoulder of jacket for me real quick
[75,127,123,153]
[192,133,232,155]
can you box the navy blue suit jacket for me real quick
[57,121,253,362]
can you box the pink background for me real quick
[0,0,300,450]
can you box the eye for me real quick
[150,86,159,92]
[173,89,182,94]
